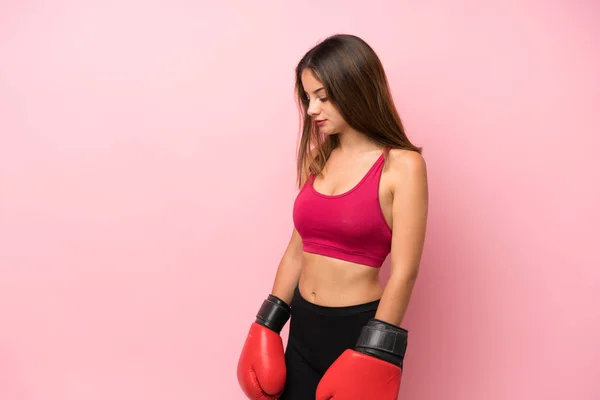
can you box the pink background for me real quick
[1,1,599,399]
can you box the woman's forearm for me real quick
[374,275,417,327]
[270,228,304,306]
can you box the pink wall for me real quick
[1,1,599,399]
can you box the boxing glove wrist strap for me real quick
[255,294,291,334]
[355,318,408,368]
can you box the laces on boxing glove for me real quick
[355,318,408,368]
[255,294,291,334]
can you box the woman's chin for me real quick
[320,128,336,137]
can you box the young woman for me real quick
[237,34,429,400]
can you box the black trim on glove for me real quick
[255,294,291,334]
[355,318,408,368]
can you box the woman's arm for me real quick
[270,227,304,306]
[375,150,429,327]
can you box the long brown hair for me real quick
[294,34,422,188]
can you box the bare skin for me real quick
[271,69,428,322]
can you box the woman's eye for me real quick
[319,97,328,102]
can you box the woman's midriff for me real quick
[297,252,384,307]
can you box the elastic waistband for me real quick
[292,286,380,317]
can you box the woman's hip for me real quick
[286,285,379,374]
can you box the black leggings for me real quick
[278,286,380,400]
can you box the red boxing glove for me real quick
[237,295,291,400]
[316,319,408,400]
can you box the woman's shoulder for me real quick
[299,149,318,187]
[385,148,427,183]
[387,148,425,168]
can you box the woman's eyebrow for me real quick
[305,87,325,95]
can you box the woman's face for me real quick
[301,69,349,136]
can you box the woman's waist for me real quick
[298,253,383,307]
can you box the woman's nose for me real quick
[307,101,320,116]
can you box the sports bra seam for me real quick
[303,240,386,262]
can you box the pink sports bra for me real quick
[292,149,392,268]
